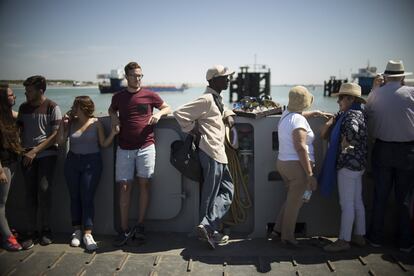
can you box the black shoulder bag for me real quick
[170,93,224,183]
[170,134,203,182]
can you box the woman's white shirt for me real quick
[277,110,315,162]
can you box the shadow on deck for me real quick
[1,233,413,275]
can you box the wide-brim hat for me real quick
[206,65,235,81]
[287,86,314,112]
[381,60,412,77]
[225,125,239,150]
[332,82,366,104]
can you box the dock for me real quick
[1,233,413,275]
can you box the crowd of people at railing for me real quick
[0,60,413,254]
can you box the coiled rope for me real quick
[223,142,252,226]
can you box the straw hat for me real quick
[381,60,412,77]
[287,86,314,112]
[333,82,366,104]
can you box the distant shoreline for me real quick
[2,80,96,87]
[5,82,326,88]
[8,84,99,89]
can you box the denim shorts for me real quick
[115,144,156,181]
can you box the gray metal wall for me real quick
[6,115,391,238]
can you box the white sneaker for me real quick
[70,230,82,247]
[83,233,97,251]
[212,231,229,245]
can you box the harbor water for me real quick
[11,85,350,116]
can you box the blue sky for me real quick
[1,0,413,84]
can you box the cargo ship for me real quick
[324,63,378,96]
[351,63,378,95]
[97,69,188,93]
[144,83,189,92]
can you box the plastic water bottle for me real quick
[303,190,312,202]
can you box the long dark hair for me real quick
[0,84,23,154]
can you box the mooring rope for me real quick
[223,142,252,226]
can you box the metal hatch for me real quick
[124,127,183,221]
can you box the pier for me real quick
[323,76,348,97]
[229,66,271,103]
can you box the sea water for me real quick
[12,85,348,116]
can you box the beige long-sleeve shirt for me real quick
[173,87,235,164]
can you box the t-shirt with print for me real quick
[277,110,315,162]
[110,88,164,150]
[17,98,62,158]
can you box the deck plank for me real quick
[1,234,413,276]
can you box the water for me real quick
[12,85,344,116]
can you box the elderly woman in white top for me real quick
[270,86,318,246]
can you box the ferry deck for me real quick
[1,115,413,275]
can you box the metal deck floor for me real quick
[1,233,413,276]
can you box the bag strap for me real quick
[212,94,224,115]
[277,112,295,129]
[191,93,224,148]
[193,133,201,147]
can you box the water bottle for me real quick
[303,190,312,202]
[233,102,241,110]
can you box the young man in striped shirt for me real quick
[18,75,62,249]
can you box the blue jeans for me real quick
[64,152,102,230]
[0,163,15,239]
[368,140,414,247]
[198,150,234,233]
[21,155,57,231]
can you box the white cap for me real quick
[206,65,235,81]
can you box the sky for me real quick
[0,0,413,85]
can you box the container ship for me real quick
[97,69,188,93]
[351,63,378,95]
[324,63,378,96]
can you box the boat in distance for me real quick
[351,63,378,95]
[97,69,188,93]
